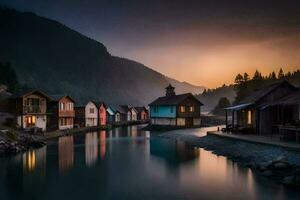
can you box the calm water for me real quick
[0,125,299,200]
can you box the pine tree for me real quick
[278,68,284,79]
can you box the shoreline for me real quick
[160,131,300,187]
[0,121,148,156]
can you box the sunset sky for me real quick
[2,0,300,87]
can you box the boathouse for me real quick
[9,90,51,131]
[85,101,98,127]
[149,84,203,127]
[225,80,299,135]
[48,95,75,130]
[74,106,85,128]
[134,106,149,121]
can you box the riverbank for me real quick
[161,130,300,187]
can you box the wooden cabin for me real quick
[120,105,132,122]
[48,95,75,130]
[94,101,107,126]
[225,80,299,135]
[134,106,149,121]
[149,84,203,127]
[9,90,51,131]
[74,106,85,128]
[130,107,138,121]
[106,106,115,124]
[85,101,98,127]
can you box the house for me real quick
[85,101,98,127]
[106,106,116,124]
[134,106,149,121]
[225,80,298,135]
[8,90,51,131]
[48,95,75,130]
[94,101,107,126]
[149,84,203,127]
[129,106,138,121]
[120,105,132,121]
[74,106,85,127]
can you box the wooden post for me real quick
[232,110,235,131]
[225,110,228,132]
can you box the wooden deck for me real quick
[207,131,300,151]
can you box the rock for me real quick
[282,176,294,185]
[262,170,273,177]
[273,156,287,164]
[273,162,290,170]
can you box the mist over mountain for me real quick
[0,7,204,105]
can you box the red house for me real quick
[94,101,107,126]
[134,106,149,121]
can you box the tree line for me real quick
[234,68,300,103]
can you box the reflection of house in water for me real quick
[85,132,98,166]
[150,137,199,165]
[99,131,106,160]
[23,146,47,173]
[58,135,74,173]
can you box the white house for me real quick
[85,101,98,127]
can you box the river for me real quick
[0,125,299,200]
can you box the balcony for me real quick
[24,105,46,114]
[59,110,75,117]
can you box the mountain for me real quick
[195,85,236,112]
[0,7,204,105]
[165,77,205,95]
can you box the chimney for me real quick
[165,84,175,97]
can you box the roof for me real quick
[90,101,107,109]
[134,106,147,113]
[109,105,127,114]
[239,80,296,104]
[149,93,203,106]
[49,94,75,102]
[266,89,300,107]
[120,105,130,112]
[106,106,115,115]
[224,103,253,111]
[10,89,51,100]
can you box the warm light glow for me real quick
[180,106,185,113]
[247,110,252,125]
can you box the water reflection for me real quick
[150,137,199,164]
[2,126,300,200]
[22,146,47,173]
[99,131,106,160]
[85,132,98,167]
[58,135,74,173]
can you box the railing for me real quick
[59,110,75,117]
[24,105,46,114]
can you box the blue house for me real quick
[149,85,203,127]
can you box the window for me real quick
[27,116,36,125]
[189,106,194,112]
[170,107,174,113]
[179,106,185,113]
[90,108,94,113]
[154,106,159,113]
[247,110,252,125]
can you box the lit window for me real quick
[247,110,252,125]
[189,106,194,112]
[180,106,185,113]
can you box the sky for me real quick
[2,0,300,87]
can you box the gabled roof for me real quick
[110,105,127,114]
[10,89,51,100]
[267,89,300,106]
[89,101,107,109]
[134,106,148,113]
[120,105,131,113]
[106,106,115,115]
[149,93,203,106]
[49,94,75,102]
[239,80,296,104]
